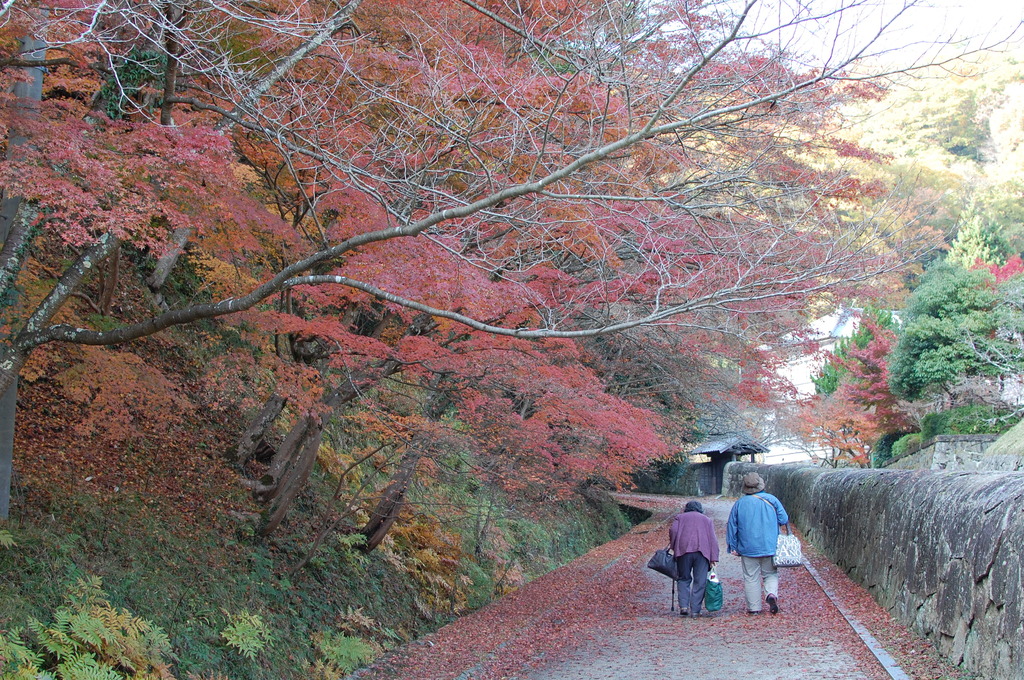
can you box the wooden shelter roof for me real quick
[691,436,768,456]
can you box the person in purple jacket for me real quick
[668,500,720,617]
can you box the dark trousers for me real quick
[675,552,710,613]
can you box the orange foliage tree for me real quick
[793,392,875,467]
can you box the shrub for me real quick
[944,405,1015,435]
[891,433,923,459]
[920,412,948,440]
[872,431,913,467]
[460,560,495,610]
[921,405,1015,439]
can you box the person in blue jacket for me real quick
[726,472,791,615]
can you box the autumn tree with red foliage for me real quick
[0,0,987,544]
[987,254,1024,283]
[835,318,911,436]
[796,315,910,466]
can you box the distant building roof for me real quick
[778,307,862,349]
[691,436,768,456]
[807,307,860,341]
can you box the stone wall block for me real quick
[883,434,1018,472]
[989,519,1022,629]
[937,557,970,637]
[970,479,1021,582]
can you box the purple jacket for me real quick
[668,511,720,563]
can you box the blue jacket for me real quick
[726,492,789,557]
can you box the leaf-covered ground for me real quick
[349,494,974,680]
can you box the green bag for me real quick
[704,568,723,612]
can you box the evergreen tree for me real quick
[947,209,1010,268]
[888,262,1000,400]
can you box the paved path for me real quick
[518,497,886,680]
[348,494,948,680]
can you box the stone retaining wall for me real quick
[724,462,1024,679]
[882,434,1022,471]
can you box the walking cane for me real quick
[671,578,676,612]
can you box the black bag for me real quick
[647,547,678,580]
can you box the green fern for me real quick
[312,631,376,674]
[68,609,110,650]
[220,611,271,661]
[0,629,46,680]
[31,612,81,660]
[0,528,15,548]
[55,652,121,680]
[16,577,174,679]
[66,576,106,608]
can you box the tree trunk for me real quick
[146,226,191,307]
[253,412,315,503]
[98,246,120,316]
[159,5,185,126]
[237,316,434,534]
[274,291,295,362]
[0,200,24,521]
[232,393,287,465]
[359,446,423,553]
[259,414,323,536]
[241,358,403,479]
[0,199,36,308]
[0,33,46,519]
[248,364,402,534]
[0,379,14,520]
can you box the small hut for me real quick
[690,436,768,495]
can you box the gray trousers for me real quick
[675,552,710,613]
[740,555,778,612]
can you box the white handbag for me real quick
[774,533,803,567]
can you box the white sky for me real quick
[918,0,1024,40]
[733,0,1024,70]
[874,0,1024,59]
